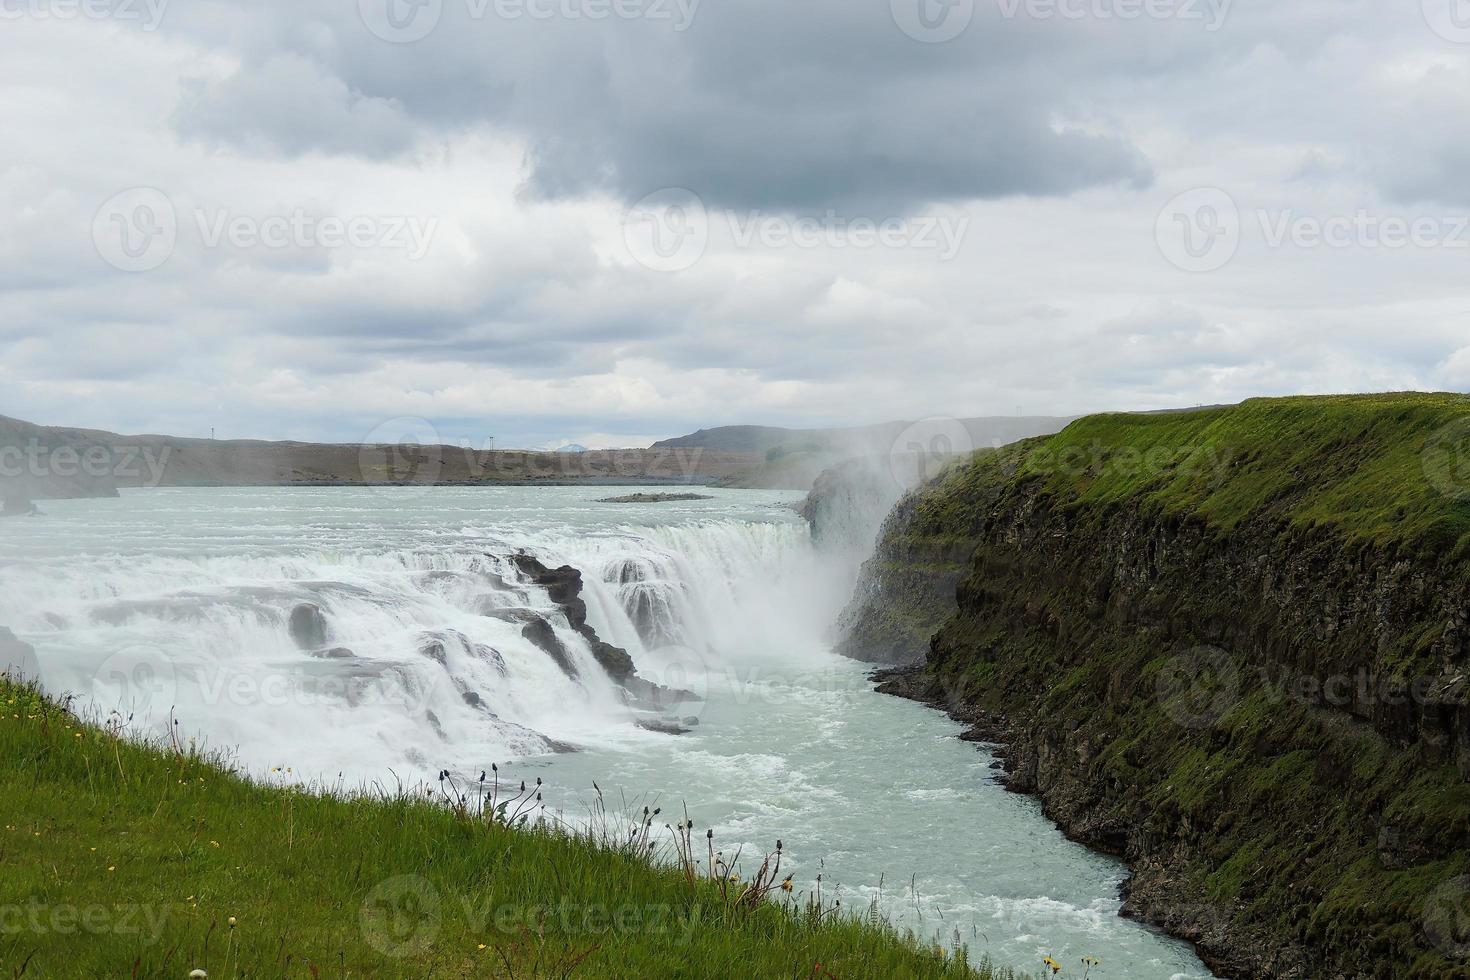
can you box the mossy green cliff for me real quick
[848,394,1470,979]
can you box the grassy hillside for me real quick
[1013,393,1470,553]
[0,678,1020,979]
[899,392,1470,548]
[858,393,1470,978]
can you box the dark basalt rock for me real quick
[419,631,508,677]
[310,647,355,660]
[288,603,329,650]
[623,675,698,710]
[511,556,631,680]
[636,718,692,735]
[850,418,1470,980]
[521,615,578,679]
[510,553,697,705]
[480,605,539,626]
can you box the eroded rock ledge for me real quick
[509,553,693,709]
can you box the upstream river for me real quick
[0,486,1213,978]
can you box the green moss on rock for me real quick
[857,393,1470,979]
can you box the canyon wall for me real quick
[846,395,1470,979]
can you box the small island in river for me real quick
[597,492,715,504]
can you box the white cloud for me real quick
[0,2,1467,448]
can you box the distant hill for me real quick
[658,417,1080,490]
[655,426,808,454]
[654,417,1080,457]
[0,415,762,501]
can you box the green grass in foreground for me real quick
[0,679,1025,979]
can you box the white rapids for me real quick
[0,485,1213,979]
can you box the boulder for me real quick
[1,495,39,518]
[419,639,448,665]
[521,616,578,678]
[310,647,355,660]
[636,718,692,735]
[288,603,329,650]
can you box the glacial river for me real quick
[0,486,1213,978]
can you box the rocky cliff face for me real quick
[833,484,976,663]
[849,395,1470,980]
[830,447,1025,663]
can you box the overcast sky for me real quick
[3,0,1469,449]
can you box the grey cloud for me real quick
[161,0,1153,213]
[173,53,417,158]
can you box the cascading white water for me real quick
[0,487,839,783]
[0,485,1215,977]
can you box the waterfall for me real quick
[1,504,841,783]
